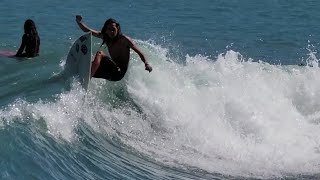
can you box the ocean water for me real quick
[1,0,320,179]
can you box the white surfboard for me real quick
[64,33,92,90]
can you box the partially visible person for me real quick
[75,15,152,81]
[16,19,40,58]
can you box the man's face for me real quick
[105,23,118,39]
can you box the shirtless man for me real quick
[75,15,152,81]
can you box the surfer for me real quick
[75,15,152,81]
[16,19,40,58]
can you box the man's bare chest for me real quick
[109,42,129,58]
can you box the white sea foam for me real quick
[124,42,320,177]
[1,40,320,178]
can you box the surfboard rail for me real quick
[65,32,92,90]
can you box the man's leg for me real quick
[91,51,104,77]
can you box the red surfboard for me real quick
[0,50,16,57]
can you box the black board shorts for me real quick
[93,57,126,81]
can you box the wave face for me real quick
[1,0,320,179]
[1,39,320,179]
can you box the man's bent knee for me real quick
[93,51,103,65]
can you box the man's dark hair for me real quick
[101,18,122,47]
[24,19,38,36]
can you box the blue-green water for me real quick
[1,1,320,179]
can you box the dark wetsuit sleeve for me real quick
[25,34,40,57]
[37,36,40,54]
[16,34,27,57]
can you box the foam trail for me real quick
[122,43,320,178]
[2,40,320,178]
